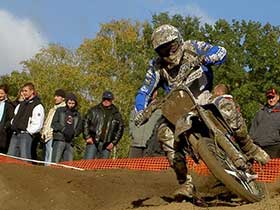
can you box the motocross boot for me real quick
[242,140,270,165]
[157,124,175,167]
[235,125,270,165]
[173,174,194,201]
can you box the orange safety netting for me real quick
[1,154,280,183]
[60,157,280,183]
[0,154,31,165]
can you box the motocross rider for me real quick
[134,24,227,199]
[211,84,270,164]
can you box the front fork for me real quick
[214,129,248,170]
[186,131,248,170]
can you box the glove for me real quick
[191,55,209,67]
[199,55,211,65]
[134,110,145,127]
[189,56,204,69]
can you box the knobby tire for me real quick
[196,137,263,203]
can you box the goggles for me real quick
[155,39,180,57]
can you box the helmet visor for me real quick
[155,39,180,57]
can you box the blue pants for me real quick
[43,139,53,165]
[7,133,33,159]
[84,142,110,159]
[52,140,74,163]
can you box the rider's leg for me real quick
[157,123,175,167]
[157,123,194,199]
[172,138,194,199]
[235,124,270,164]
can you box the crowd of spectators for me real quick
[0,81,279,166]
[0,82,127,164]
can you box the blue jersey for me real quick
[135,40,227,112]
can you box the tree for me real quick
[1,13,280,157]
[77,20,152,157]
[0,71,31,100]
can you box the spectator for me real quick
[12,87,24,108]
[129,91,164,157]
[211,84,270,164]
[83,91,124,159]
[129,109,163,157]
[250,88,280,158]
[0,84,14,154]
[41,89,66,165]
[8,82,45,159]
[51,92,82,163]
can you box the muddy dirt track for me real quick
[0,163,280,210]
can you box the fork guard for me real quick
[174,112,196,138]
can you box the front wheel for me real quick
[196,137,263,203]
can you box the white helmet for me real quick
[151,24,183,50]
[151,24,184,67]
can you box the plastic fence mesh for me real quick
[1,154,280,182]
[59,157,280,182]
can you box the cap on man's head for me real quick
[54,89,66,98]
[102,91,114,100]
[266,88,278,98]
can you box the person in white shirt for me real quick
[8,83,45,159]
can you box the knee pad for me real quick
[157,124,174,146]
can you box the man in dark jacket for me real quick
[250,88,280,158]
[8,82,44,159]
[83,91,124,159]
[0,84,14,154]
[51,93,82,163]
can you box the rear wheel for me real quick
[196,137,263,203]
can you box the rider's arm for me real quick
[135,60,160,112]
[191,40,227,65]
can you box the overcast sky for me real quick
[0,0,279,75]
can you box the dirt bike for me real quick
[139,75,264,203]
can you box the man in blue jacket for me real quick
[133,24,227,200]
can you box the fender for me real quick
[174,111,196,138]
